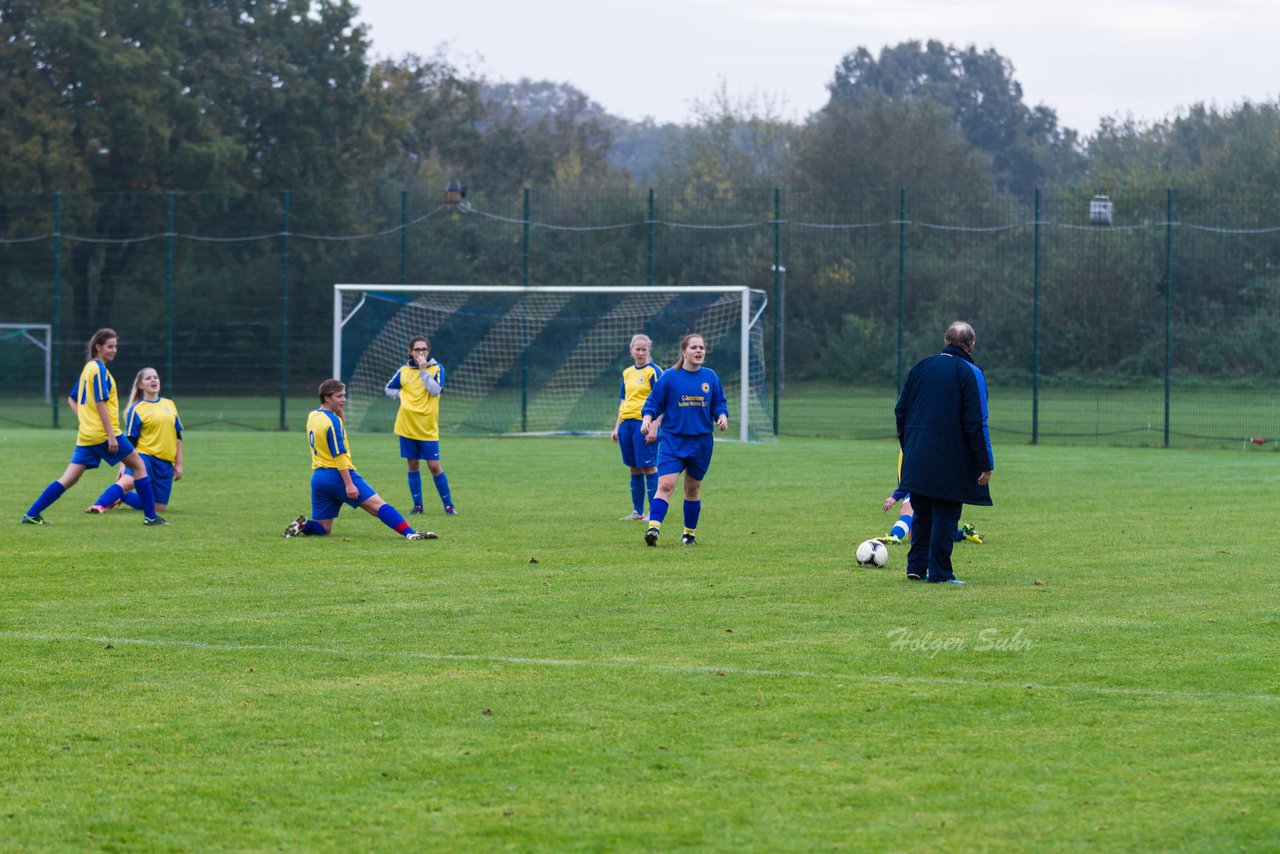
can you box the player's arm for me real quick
[421,360,443,396]
[384,371,402,400]
[67,383,79,416]
[174,438,184,480]
[339,466,358,499]
[96,399,117,452]
[712,378,729,432]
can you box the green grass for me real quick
[2,430,1278,851]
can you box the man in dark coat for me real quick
[894,321,994,584]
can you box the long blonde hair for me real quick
[129,367,159,409]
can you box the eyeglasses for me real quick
[411,347,429,352]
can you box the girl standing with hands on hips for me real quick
[21,329,165,526]
[639,333,728,547]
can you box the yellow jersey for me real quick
[388,361,444,441]
[124,397,183,462]
[74,360,120,445]
[617,362,662,421]
[307,408,356,470]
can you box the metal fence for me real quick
[1,186,1277,448]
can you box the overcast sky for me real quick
[351,0,1280,136]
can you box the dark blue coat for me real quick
[895,344,994,506]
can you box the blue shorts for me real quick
[71,436,136,469]
[310,468,377,520]
[618,419,658,469]
[398,436,440,461]
[136,454,175,505]
[656,433,714,482]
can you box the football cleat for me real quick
[283,515,306,538]
[86,505,107,514]
[681,533,697,546]
[21,514,49,525]
[874,534,902,545]
[408,505,424,515]
[443,505,458,516]
[619,511,646,521]
[644,527,660,547]
[405,531,438,540]
[142,515,167,526]
[961,523,985,545]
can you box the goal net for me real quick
[334,285,772,441]
[0,323,52,402]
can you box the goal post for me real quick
[0,323,52,403]
[333,285,772,442]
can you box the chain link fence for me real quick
[2,186,1277,448]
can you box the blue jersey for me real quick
[641,366,728,436]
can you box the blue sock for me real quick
[377,503,413,536]
[683,499,701,533]
[408,471,423,507]
[630,474,645,514]
[645,473,658,507]
[433,472,452,508]
[892,515,912,539]
[953,527,965,542]
[95,483,126,509]
[26,481,66,517]
[649,497,669,526]
[121,492,143,510]
[302,520,328,536]
[134,476,158,517]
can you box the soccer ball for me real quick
[855,538,888,568]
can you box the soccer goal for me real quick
[0,323,52,403]
[333,285,772,441]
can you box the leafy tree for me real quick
[1,0,400,337]
[827,40,1080,188]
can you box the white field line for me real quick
[2,631,1276,705]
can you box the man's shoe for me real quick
[408,505,424,515]
[143,515,167,526]
[21,514,49,525]
[906,572,924,581]
[443,505,458,516]
[928,577,967,585]
[961,523,985,545]
[86,505,107,514]
[644,527,660,547]
[681,533,697,546]
[620,511,646,521]
[875,534,902,545]
[406,531,438,540]
[283,515,306,538]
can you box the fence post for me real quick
[166,191,175,386]
[52,192,62,429]
[1164,188,1173,448]
[521,188,530,434]
[896,188,907,391]
[772,187,783,435]
[1032,188,1041,445]
[279,190,290,431]
[647,187,655,287]
[400,189,409,284]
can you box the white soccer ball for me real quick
[856,538,888,568]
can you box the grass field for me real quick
[3,430,1278,851]
[7,381,1279,449]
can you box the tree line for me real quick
[2,1,1278,388]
